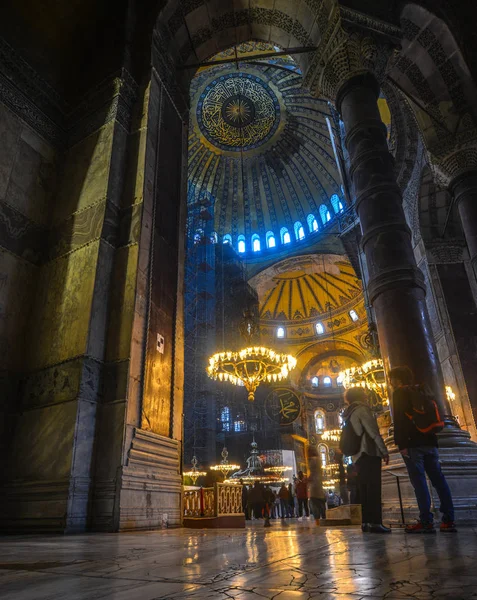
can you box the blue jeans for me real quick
[403,446,454,524]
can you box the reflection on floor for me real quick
[1,520,476,599]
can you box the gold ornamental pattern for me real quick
[198,74,279,150]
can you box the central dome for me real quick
[197,73,279,151]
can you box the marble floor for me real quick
[1,521,476,600]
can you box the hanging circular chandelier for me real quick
[339,358,389,405]
[321,429,342,442]
[183,455,207,485]
[207,310,296,401]
[207,346,296,401]
[264,465,292,476]
[210,447,240,477]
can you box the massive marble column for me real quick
[450,170,477,281]
[336,73,459,431]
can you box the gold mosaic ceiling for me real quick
[250,255,362,324]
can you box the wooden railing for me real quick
[183,484,243,518]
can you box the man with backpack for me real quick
[341,387,390,533]
[389,366,456,533]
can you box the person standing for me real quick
[248,481,264,520]
[278,484,290,519]
[342,387,390,533]
[287,482,295,517]
[240,479,249,520]
[389,366,456,533]
[307,447,327,524]
[346,462,359,505]
[295,471,309,520]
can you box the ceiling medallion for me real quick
[197,73,280,151]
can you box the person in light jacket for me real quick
[307,446,327,524]
[343,387,390,533]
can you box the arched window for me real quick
[266,231,276,248]
[319,444,328,467]
[280,227,291,244]
[234,419,246,432]
[349,309,359,322]
[319,205,330,224]
[323,376,332,387]
[276,326,285,339]
[307,213,319,232]
[337,374,344,387]
[311,376,319,387]
[330,194,342,214]
[237,235,246,253]
[315,410,326,433]
[339,200,344,212]
[223,234,232,245]
[251,234,261,252]
[210,232,218,244]
[315,322,324,335]
[294,221,305,241]
[221,407,231,432]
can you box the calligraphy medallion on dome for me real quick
[197,73,280,151]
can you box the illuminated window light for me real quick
[315,322,324,335]
[349,310,359,322]
[277,326,285,338]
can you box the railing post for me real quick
[199,487,204,517]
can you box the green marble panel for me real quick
[27,241,100,370]
[55,121,115,224]
[105,243,139,363]
[0,249,36,370]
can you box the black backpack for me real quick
[339,405,362,456]
[404,384,444,435]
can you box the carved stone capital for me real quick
[305,25,395,103]
[429,143,477,186]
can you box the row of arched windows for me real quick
[217,197,344,253]
[276,312,359,340]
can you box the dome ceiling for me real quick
[188,43,343,246]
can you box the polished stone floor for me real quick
[1,521,476,600]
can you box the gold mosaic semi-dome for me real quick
[250,254,366,344]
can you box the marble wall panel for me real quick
[103,359,129,403]
[27,241,100,370]
[105,243,139,363]
[0,105,22,200]
[55,121,115,224]
[6,133,56,226]
[0,249,36,371]
[87,241,115,361]
[7,401,77,481]
[20,356,102,411]
[0,200,45,264]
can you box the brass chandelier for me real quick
[210,447,240,477]
[207,310,296,401]
[339,358,389,406]
[183,455,207,485]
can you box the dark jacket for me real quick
[393,386,438,450]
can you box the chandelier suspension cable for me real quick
[321,255,336,350]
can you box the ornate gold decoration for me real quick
[264,466,292,475]
[198,74,279,150]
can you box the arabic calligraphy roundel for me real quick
[265,388,301,426]
[197,73,280,151]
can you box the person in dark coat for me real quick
[248,481,264,519]
[390,366,456,533]
[240,479,249,519]
[287,482,295,517]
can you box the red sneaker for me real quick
[405,521,435,534]
[440,521,457,533]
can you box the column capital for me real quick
[305,28,395,104]
[335,72,380,116]
[449,169,477,204]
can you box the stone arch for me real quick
[152,0,339,95]
[418,164,462,243]
[388,3,477,182]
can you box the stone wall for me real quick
[0,102,58,487]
